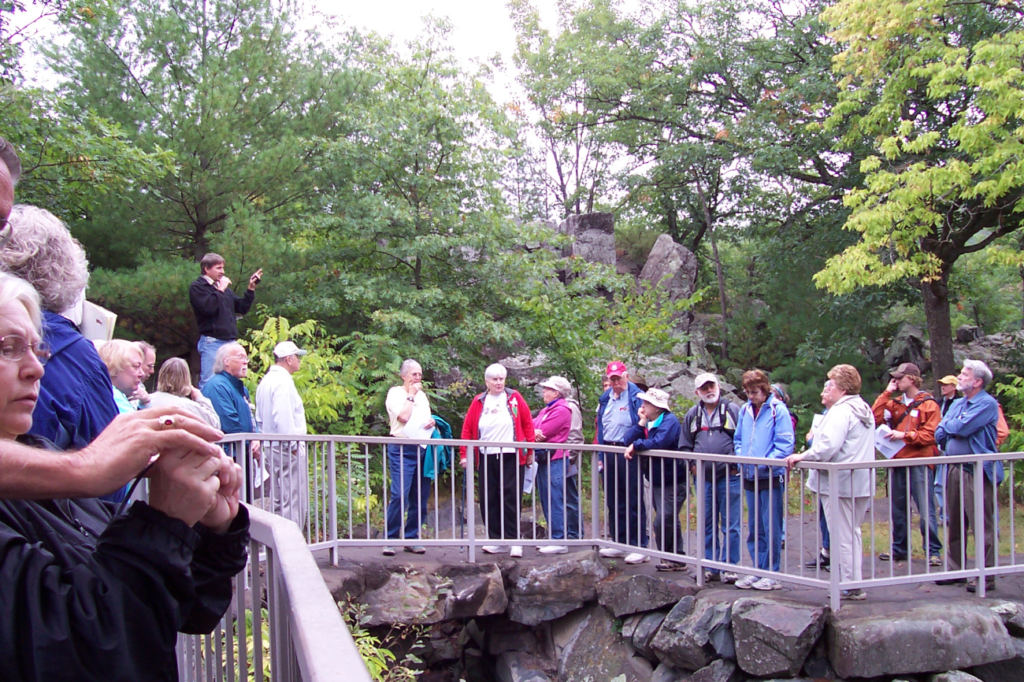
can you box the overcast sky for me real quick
[20,0,566,99]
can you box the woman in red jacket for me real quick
[460,363,535,557]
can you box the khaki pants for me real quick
[822,495,870,583]
[946,466,997,570]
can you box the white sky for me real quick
[21,0,566,100]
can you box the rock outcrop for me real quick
[558,212,616,266]
[730,597,827,678]
[506,550,609,626]
[827,600,1016,679]
[639,234,699,305]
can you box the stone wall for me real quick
[322,550,1024,682]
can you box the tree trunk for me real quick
[709,226,729,361]
[921,271,955,387]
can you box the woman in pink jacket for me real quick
[533,376,579,555]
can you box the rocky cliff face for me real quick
[321,551,1024,682]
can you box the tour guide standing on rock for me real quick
[935,359,1002,594]
[871,362,943,566]
[189,253,262,390]
[596,361,648,562]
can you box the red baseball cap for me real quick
[606,361,628,377]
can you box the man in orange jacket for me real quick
[872,363,943,564]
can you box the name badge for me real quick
[910,409,919,417]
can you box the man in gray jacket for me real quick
[679,373,741,583]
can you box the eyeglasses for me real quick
[0,335,51,365]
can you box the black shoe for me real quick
[804,551,830,569]
[936,578,967,586]
[966,579,995,593]
[878,552,908,562]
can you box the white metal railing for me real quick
[220,433,1024,612]
[176,504,372,682]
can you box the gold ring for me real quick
[161,416,176,429]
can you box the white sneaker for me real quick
[599,547,625,558]
[751,577,782,591]
[481,545,505,554]
[721,572,739,584]
[510,545,524,558]
[624,552,650,565]
[539,545,569,555]
[735,574,759,590]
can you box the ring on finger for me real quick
[160,416,176,430]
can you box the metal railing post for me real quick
[695,460,705,586]
[592,451,600,543]
[975,464,986,597]
[329,440,338,568]
[467,447,476,564]
[829,472,840,611]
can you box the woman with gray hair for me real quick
[533,376,580,554]
[147,357,221,429]
[459,363,536,557]
[0,205,118,449]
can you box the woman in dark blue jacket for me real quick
[624,388,686,571]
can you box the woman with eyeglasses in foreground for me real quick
[0,271,250,681]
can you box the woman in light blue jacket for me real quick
[733,369,794,590]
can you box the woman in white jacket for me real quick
[785,364,875,601]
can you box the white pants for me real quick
[268,442,308,530]
[822,495,870,583]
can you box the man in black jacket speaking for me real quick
[189,253,262,390]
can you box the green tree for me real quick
[46,0,360,266]
[816,0,1024,379]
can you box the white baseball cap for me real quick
[636,387,671,411]
[273,341,308,359]
[694,372,719,390]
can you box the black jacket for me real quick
[188,276,255,340]
[0,438,250,681]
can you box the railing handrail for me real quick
[246,505,372,682]
[223,432,1024,468]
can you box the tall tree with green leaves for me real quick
[816,0,1024,378]
[46,0,359,267]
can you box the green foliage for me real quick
[242,313,400,435]
[994,375,1024,503]
[340,601,422,682]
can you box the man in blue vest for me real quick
[204,342,261,499]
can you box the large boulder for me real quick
[953,330,1024,373]
[639,234,699,304]
[884,322,927,371]
[730,596,827,678]
[651,663,690,682]
[633,610,670,661]
[827,600,1017,678]
[360,566,446,626]
[551,604,654,682]
[968,637,1024,682]
[495,651,554,682]
[927,673,984,682]
[650,596,734,671]
[507,550,609,626]
[957,325,985,343]
[597,574,696,618]
[559,212,616,266]
[689,659,743,682]
[439,563,509,620]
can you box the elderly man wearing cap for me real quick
[624,387,684,569]
[255,341,309,529]
[596,361,648,560]
[534,376,581,554]
[679,373,741,583]
[872,362,943,564]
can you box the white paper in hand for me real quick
[874,425,905,460]
[522,462,539,495]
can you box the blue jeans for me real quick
[385,444,430,540]
[566,473,581,540]
[536,456,579,540]
[819,501,831,552]
[603,451,648,548]
[704,474,741,572]
[890,464,942,558]
[933,463,947,523]
[746,480,785,572]
[197,335,230,391]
